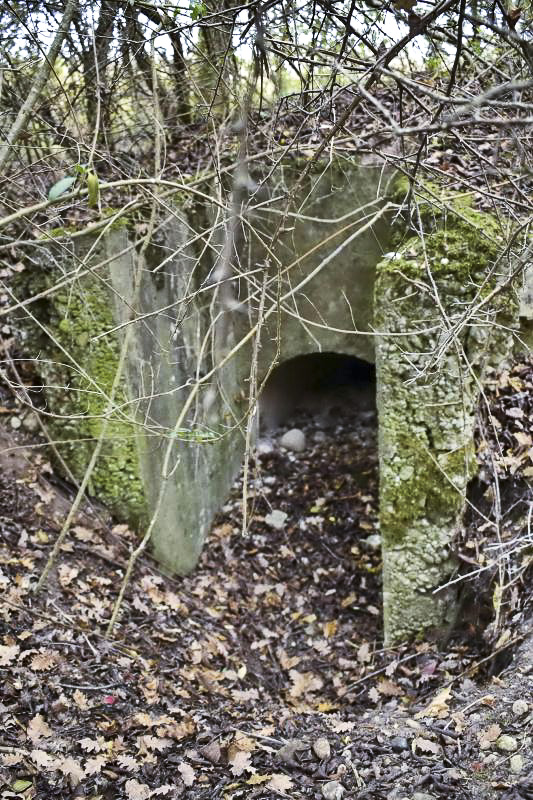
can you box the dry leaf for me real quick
[1,753,23,766]
[30,749,58,770]
[412,737,441,755]
[125,778,151,800]
[58,756,84,786]
[289,669,323,698]
[357,642,371,664]
[85,755,107,775]
[31,650,60,671]
[233,732,257,752]
[229,750,253,776]
[247,773,271,785]
[267,773,294,793]
[117,755,140,771]
[231,688,259,703]
[178,761,195,786]
[138,735,173,753]
[323,620,338,638]
[368,687,380,703]
[415,686,452,719]
[277,648,301,670]
[73,525,95,542]
[27,713,53,743]
[0,644,20,666]
[478,723,502,749]
[79,737,103,753]
[73,690,90,710]
[327,718,355,733]
[376,678,403,697]
[58,565,79,587]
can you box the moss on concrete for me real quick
[376,179,516,643]
[18,242,146,524]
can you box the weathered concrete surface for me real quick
[16,162,527,642]
[18,160,393,576]
[375,189,516,643]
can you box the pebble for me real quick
[313,430,327,443]
[256,438,274,456]
[390,736,409,752]
[22,412,40,432]
[509,754,523,773]
[512,699,529,716]
[10,416,21,430]
[412,794,436,800]
[497,734,518,752]
[312,737,331,760]
[280,428,306,452]
[322,780,344,800]
[265,510,288,530]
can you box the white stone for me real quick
[512,699,528,716]
[312,737,331,760]
[509,754,523,773]
[322,780,344,800]
[265,509,288,530]
[10,416,21,430]
[280,428,306,452]
[497,734,518,752]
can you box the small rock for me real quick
[362,534,381,551]
[280,428,306,452]
[22,412,40,432]
[509,754,524,774]
[390,736,409,752]
[412,794,436,800]
[256,438,274,456]
[276,738,307,764]
[10,416,21,430]
[313,430,327,443]
[265,509,288,530]
[322,780,344,800]
[312,737,331,760]
[201,740,221,764]
[497,734,518,752]
[512,699,529,717]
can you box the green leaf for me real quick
[12,779,33,792]
[48,176,76,201]
[87,171,99,208]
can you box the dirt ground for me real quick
[0,363,532,800]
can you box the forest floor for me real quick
[0,363,532,800]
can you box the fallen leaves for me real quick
[415,686,452,719]
[178,761,195,786]
[27,713,53,743]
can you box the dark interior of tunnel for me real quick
[258,352,376,431]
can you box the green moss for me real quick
[48,283,146,523]
[376,180,514,555]
[17,245,146,525]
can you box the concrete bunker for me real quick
[259,352,376,432]
[13,160,526,643]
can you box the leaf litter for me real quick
[0,363,532,798]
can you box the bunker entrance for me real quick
[258,352,376,432]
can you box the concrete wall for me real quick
[16,161,526,642]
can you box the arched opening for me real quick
[259,352,376,432]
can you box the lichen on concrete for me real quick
[19,235,146,524]
[376,180,516,643]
